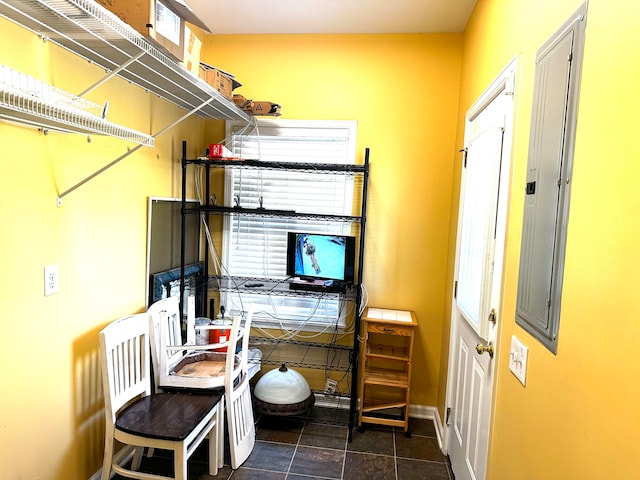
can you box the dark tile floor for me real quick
[114,406,454,480]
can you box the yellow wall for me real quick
[454,0,640,478]
[203,33,463,407]
[0,19,209,480]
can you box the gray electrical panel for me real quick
[516,4,587,353]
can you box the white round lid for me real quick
[253,364,311,404]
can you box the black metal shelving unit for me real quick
[179,140,370,440]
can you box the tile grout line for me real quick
[284,419,306,478]
[340,422,349,480]
[393,427,399,480]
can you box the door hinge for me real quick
[454,280,458,299]
[460,148,468,168]
[446,407,452,426]
[505,74,515,96]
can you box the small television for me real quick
[286,232,356,285]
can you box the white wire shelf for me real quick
[0,64,154,143]
[0,0,251,122]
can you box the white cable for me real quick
[359,282,369,315]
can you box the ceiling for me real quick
[186,0,478,35]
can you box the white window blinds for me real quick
[221,119,357,329]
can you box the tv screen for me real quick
[286,232,356,283]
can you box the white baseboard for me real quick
[408,404,445,451]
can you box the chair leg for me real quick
[217,399,225,470]
[101,429,114,480]
[131,447,144,470]
[208,423,218,476]
[208,402,223,475]
[175,444,187,480]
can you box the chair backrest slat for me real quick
[148,296,185,391]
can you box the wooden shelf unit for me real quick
[357,307,418,435]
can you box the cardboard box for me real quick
[199,63,241,100]
[232,95,281,116]
[183,26,202,76]
[200,68,232,99]
[249,101,281,116]
[232,94,253,109]
[95,0,209,62]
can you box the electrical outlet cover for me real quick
[324,378,337,394]
[44,264,59,296]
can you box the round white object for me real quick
[254,364,311,404]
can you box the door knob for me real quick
[475,341,494,358]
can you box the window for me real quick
[515,4,586,353]
[220,119,357,330]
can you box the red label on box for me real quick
[209,143,224,158]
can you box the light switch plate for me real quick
[509,335,528,386]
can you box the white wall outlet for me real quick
[44,264,59,296]
[509,335,528,386]
[324,378,338,394]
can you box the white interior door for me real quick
[446,60,516,480]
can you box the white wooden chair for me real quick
[224,303,257,469]
[148,296,191,391]
[149,296,233,390]
[147,297,257,469]
[99,313,223,480]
